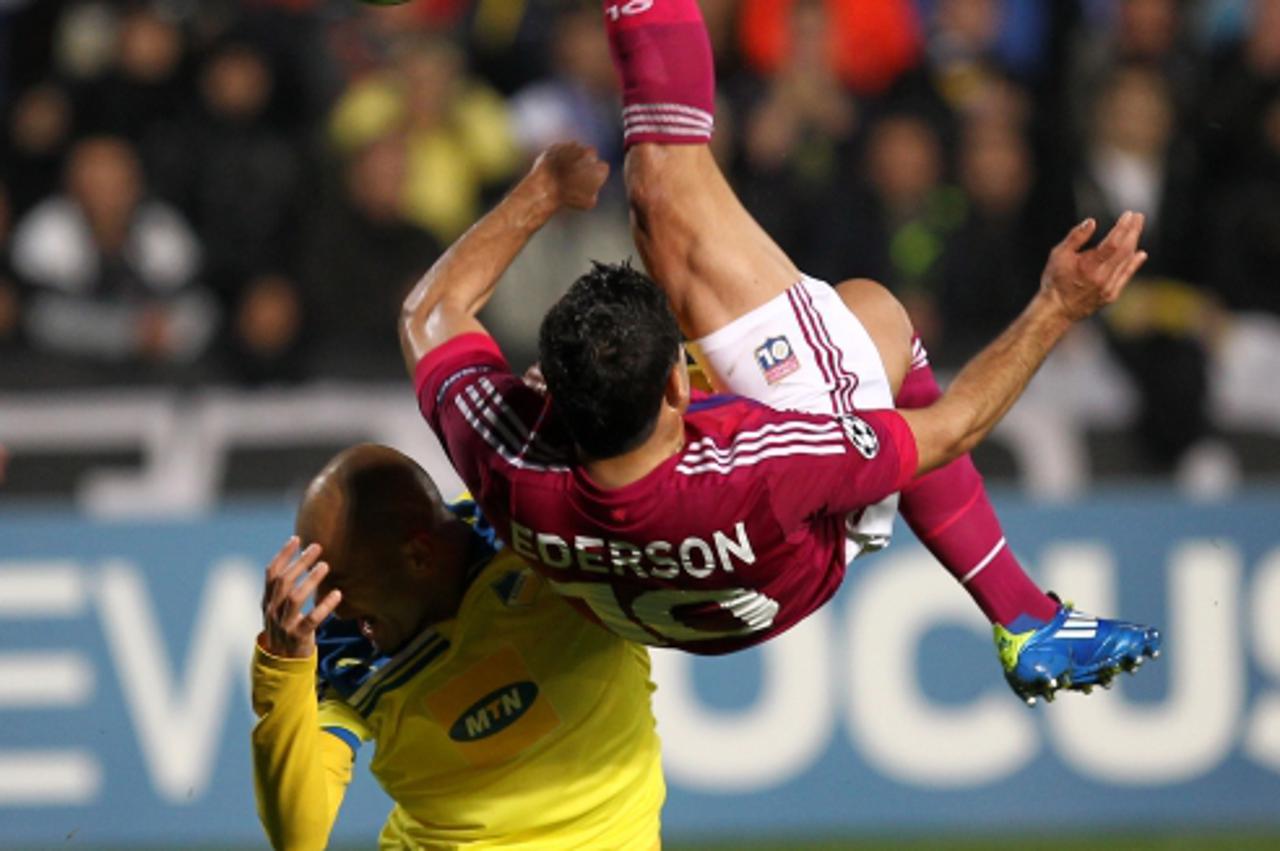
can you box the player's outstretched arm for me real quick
[399,142,608,373]
[900,212,1148,474]
[251,537,349,851]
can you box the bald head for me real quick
[297,444,450,565]
[298,445,473,649]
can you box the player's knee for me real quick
[835,278,913,392]
[836,278,913,338]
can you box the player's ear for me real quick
[402,532,435,576]
[664,348,691,411]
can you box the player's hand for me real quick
[260,536,342,659]
[532,142,609,211]
[1039,212,1148,322]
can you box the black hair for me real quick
[538,261,682,459]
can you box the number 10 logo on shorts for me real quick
[755,336,801,385]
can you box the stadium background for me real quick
[1,0,1279,848]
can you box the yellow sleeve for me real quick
[250,639,360,851]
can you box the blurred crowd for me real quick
[1,0,1278,476]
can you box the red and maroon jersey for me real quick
[416,333,918,654]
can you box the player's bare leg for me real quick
[625,144,799,339]
[607,0,913,388]
[832,278,914,393]
[601,0,808,338]
[627,148,915,398]
[603,0,1159,703]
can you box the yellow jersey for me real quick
[251,503,664,850]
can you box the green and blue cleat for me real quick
[994,595,1162,706]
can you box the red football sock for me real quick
[602,0,715,147]
[896,340,1059,628]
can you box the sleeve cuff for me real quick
[413,332,506,399]
[880,410,920,486]
[254,635,319,673]
[323,726,362,757]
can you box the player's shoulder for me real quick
[471,550,560,612]
[416,332,523,412]
[425,348,575,462]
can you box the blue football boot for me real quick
[993,594,1163,706]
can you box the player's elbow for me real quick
[397,296,421,343]
[268,819,331,851]
[398,268,457,345]
[922,434,972,475]
[950,428,983,466]
[937,404,985,469]
[399,269,432,334]
[908,407,980,475]
[398,278,446,372]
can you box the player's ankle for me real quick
[603,0,715,147]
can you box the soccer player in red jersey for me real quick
[400,2,1162,703]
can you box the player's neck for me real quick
[582,412,684,489]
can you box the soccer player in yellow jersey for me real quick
[250,443,664,850]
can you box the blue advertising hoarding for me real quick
[1,494,1278,846]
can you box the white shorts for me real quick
[688,276,899,560]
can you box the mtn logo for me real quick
[448,681,540,741]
